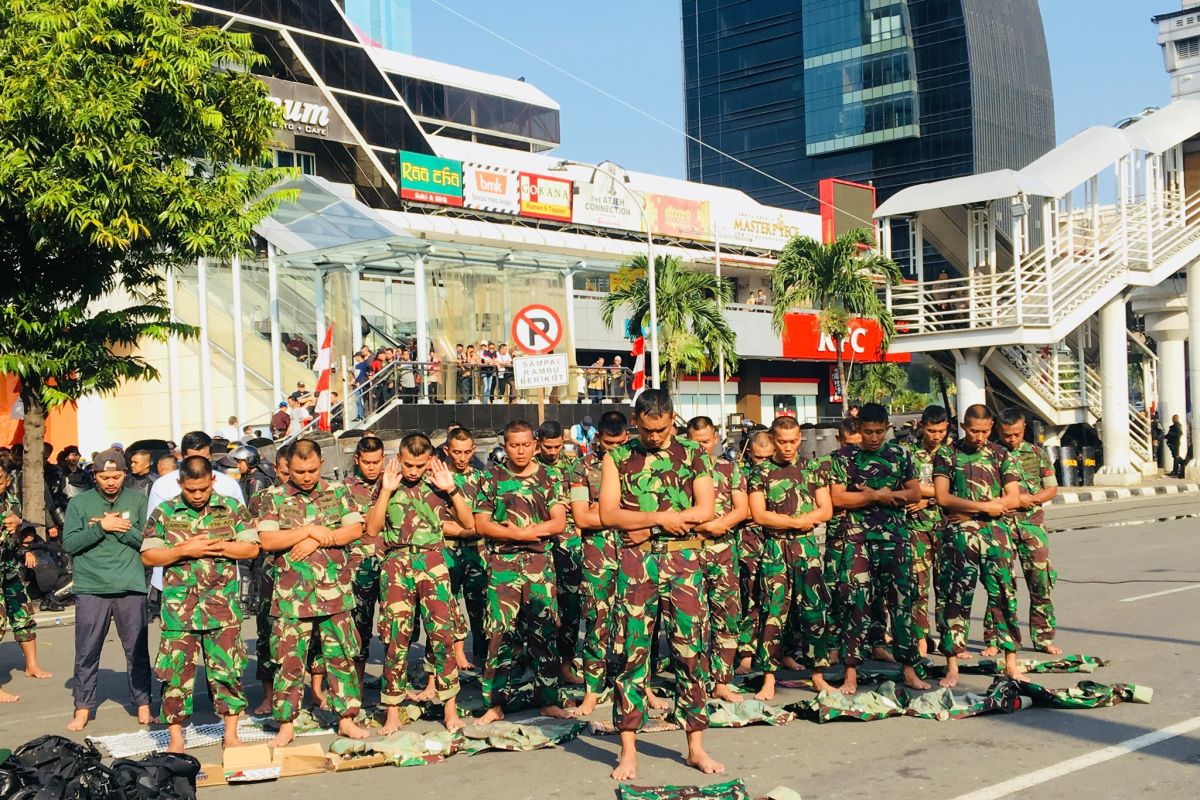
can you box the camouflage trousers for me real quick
[271,611,361,723]
[156,626,247,725]
[736,527,765,661]
[614,547,709,733]
[911,526,942,641]
[937,521,1021,656]
[840,538,919,667]
[379,547,459,704]
[699,539,740,685]
[821,534,850,645]
[482,550,560,709]
[444,539,488,659]
[755,536,829,673]
[0,567,35,644]
[552,536,583,666]
[581,530,622,694]
[985,520,1056,648]
[351,555,381,664]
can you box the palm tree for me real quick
[771,228,903,407]
[849,362,909,406]
[600,254,737,394]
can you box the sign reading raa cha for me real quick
[781,313,910,363]
[398,151,463,207]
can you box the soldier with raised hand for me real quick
[828,403,928,695]
[474,420,572,724]
[747,416,833,702]
[256,438,370,746]
[366,434,472,733]
[994,407,1061,655]
[735,430,774,675]
[906,405,949,658]
[343,436,386,689]
[141,456,260,753]
[569,410,629,717]
[685,416,748,703]
[535,420,584,685]
[934,404,1024,688]
[818,418,861,666]
[602,389,722,781]
[0,462,52,704]
[440,426,487,669]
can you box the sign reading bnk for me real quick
[398,151,464,207]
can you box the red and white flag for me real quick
[630,336,646,400]
[314,324,334,432]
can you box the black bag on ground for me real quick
[110,753,201,800]
[2,734,121,799]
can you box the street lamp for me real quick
[551,159,660,389]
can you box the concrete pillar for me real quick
[1158,336,1187,467]
[414,255,429,403]
[955,348,986,421]
[267,246,283,406]
[197,258,214,436]
[1189,268,1200,479]
[231,254,246,427]
[1095,295,1137,485]
[1132,279,1189,471]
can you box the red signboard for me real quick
[643,193,712,242]
[818,178,877,244]
[781,313,910,363]
[518,173,572,222]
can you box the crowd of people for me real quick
[0,389,1061,781]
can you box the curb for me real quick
[32,609,76,628]
[1051,482,1200,504]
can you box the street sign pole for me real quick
[537,387,545,425]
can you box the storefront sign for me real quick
[518,173,572,221]
[398,151,464,206]
[463,163,520,215]
[829,365,844,403]
[572,164,643,232]
[714,200,821,251]
[781,313,910,363]
[260,77,355,144]
[643,194,712,242]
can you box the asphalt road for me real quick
[1,495,1198,799]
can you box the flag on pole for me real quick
[630,336,646,400]
[314,324,334,432]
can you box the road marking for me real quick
[1119,583,1200,602]
[951,715,1200,800]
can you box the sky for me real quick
[411,0,1173,180]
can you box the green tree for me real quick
[849,363,909,405]
[0,0,293,533]
[600,254,737,394]
[771,229,903,408]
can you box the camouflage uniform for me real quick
[540,452,583,668]
[933,441,1022,656]
[247,484,283,682]
[816,446,855,647]
[611,438,712,734]
[990,441,1058,649]
[747,457,829,674]
[445,467,487,661]
[906,442,943,642]
[142,494,258,725]
[0,491,35,645]
[345,473,382,665]
[474,461,564,709]
[256,479,365,723]
[570,451,623,695]
[735,514,765,664]
[377,478,460,704]
[701,458,743,685]
[833,442,920,667]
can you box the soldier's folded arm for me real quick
[256,518,318,552]
[445,488,476,531]
[1000,480,1022,511]
[895,478,923,506]
[933,475,989,515]
[570,482,602,529]
[747,490,802,530]
[525,502,567,538]
[808,485,834,526]
[597,453,659,531]
[326,511,365,546]
[831,482,881,510]
[473,512,528,541]
[679,472,715,526]
[698,488,748,537]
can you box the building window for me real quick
[275,149,317,175]
[1177,36,1200,60]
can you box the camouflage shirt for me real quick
[746,457,823,538]
[0,489,22,566]
[382,478,453,550]
[837,442,916,542]
[608,437,712,520]
[1004,441,1057,526]
[142,493,258,631]
[906,441,943,532]
[256,479,364,619]
[539,452,579,539]
[711,457,745,537]
[450,466,484,541]
[933,440,1021,512]
[569,451,609,534]
[345,472,381,560]
[474,461,564,554]
[818,445,856,541]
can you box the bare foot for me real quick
[444,699,464,732]
[137,704,152,725]
[734,656,752,676]
[1004,653,1028,683]
[167,729,186,754]
[407,685,436,703]
[477,705,504,725]
[902,665,930,691]
[560,664,585,686]
[781,655,804,671]
[686,748,726,775]
[711,683,741,703]
[1036,643,1063,656]
[380,707,405,735]
[24,666,52,680]
[338,717,370,740]
[811,672,835,693]
[753,673,776,702]
[0,689,20,703]
[571,692,601,717]
[269,722,295,748]
[223,735,245,748]
[979,646,1000,658]
[646,688,670,712]
[67,709,89,730]
[540,704,574,720]
[939,659,959,689]
[610,746,637,781]
[871,646,896,663]
[253,697,273,716]
[956,651,974,661]
[454,641,475,671]
[839,667,858,696]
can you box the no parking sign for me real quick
[511,304,563,355]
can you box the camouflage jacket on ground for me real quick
[474,462,564,554]
[905,441,943,532]
[256,479,363,619]
[747,457,823,537]
[933,440,1021,511]
[607,438,712,528]
[382,478,453,550]
[142,493,258,631]
[538,452,579,539]
[836,441,916,542]
[1004,441,1057,526]
[345,472,382,561]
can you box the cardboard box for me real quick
[197,743,330,788]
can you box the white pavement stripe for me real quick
[1119,583,1200,603]
[950,715,1200,800]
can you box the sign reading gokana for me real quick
[398,151,464,207]
[260,77,354,144]
[518,173,572,222]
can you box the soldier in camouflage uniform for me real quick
[996,407,1061,654]
[905,405,949,657]
[817,419,860,664]
[747,416,833,702]
[473,420,572,723]
[256,438,371,746]
[602,389,724,781]
[249,450,289,715]
[568,410,629,717]
[685,416,747,703]
[343,436,386,687]
[736,430,775,674]
[535,420,584,684]
[141,456,260,753]
[828,403,928,695]
[0,463,51,702]
[365,433,474,732]
[440,426,487,668]
[933,404,1024,688]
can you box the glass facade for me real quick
[343,0,412,52]
[390,74,561,149]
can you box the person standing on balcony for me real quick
[609,356,626,400]
[587,358,607,403]
[398,347,417,404]
[479,340,497,403]
[455,343,471,402]
[466,345,481,402]
[495,343,513,403]
[271,402,290,440]
[427,345,441,403]
[755,289,767,306]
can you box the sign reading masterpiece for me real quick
[398,151,464,207]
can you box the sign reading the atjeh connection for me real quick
[398,151,464,207]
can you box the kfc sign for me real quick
[781,313,910,363]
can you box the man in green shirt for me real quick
[440,426,487,669]
[536,420,583,684]
[905,405,949,658]
[62,448,151,732]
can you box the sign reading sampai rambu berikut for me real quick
[398,151,464,207]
